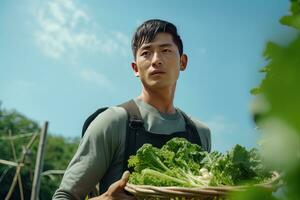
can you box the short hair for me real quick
[131,19,183,60]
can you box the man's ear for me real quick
[180,54,188,71]
[131,62,139,77]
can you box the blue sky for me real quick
[0,0,295,152]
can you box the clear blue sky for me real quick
[0,0,295,152]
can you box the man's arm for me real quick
[53,107,127,200]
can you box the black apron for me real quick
[94,100,204,194]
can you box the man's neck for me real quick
[138,85,176,114]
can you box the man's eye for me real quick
[162,49,171,53]
[141,51,150,56]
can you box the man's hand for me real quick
[90,171,136,200]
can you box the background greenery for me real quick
[0,104,79,199]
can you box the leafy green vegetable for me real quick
[128,138,211,187]
[208,145,272,186]
[128,137,273,187]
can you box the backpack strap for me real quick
[176,108,204,150]
[118,100,144,172]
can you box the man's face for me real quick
[132,33,187,90]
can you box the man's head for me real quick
[131,19,188,90]
[131,19,183,60]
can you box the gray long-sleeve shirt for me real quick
[53,98,211,200]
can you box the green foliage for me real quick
[0,104,79,200]
[230,187,279,200]
[162,137,206,174]
[284,163,300,200]
[252,0,300,131]
[207,145,272,186]
[43,135,79,171]
[241,0,300,199]
[280,0,300,29]
[128,138,272,188]
[0,105,40,160]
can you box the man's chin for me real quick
[145,82,174,90]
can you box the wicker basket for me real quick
[125,172,280,200]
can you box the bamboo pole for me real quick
[0,132,34,140]
[0,159,23,167]
[30,121,48,200]
[41,170,65,176]
[5,165,22,200]
[5,130,38,200]
[9,130,24,200]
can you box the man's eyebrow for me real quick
[140,43,173,50]
[159,43,173,48]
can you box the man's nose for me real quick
[151,52,162,67]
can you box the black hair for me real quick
[131,19,183,60]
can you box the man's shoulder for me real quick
[92,106,128,124]
[185,113,210,134]
[191,116,211,152]
[176,109,211,151]
[176,109,209,130]
[189,116,210,132]
[82,106,128,140]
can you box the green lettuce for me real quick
[128,137,273,187]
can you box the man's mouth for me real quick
[150,70,166,75]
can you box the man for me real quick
[53,19,211,200]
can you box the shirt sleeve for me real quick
[52,107,127,200]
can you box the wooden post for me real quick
[9,130,24,200]
[30,121,48,200]
[5,130,38,200]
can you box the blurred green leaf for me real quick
[280,0,300,30]
[250,1,300,200]
[230,187,279,200]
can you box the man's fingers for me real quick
[122,171,130,181]
[120,171,130,186]
[108,171,131,193]
[118,171,130,188]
